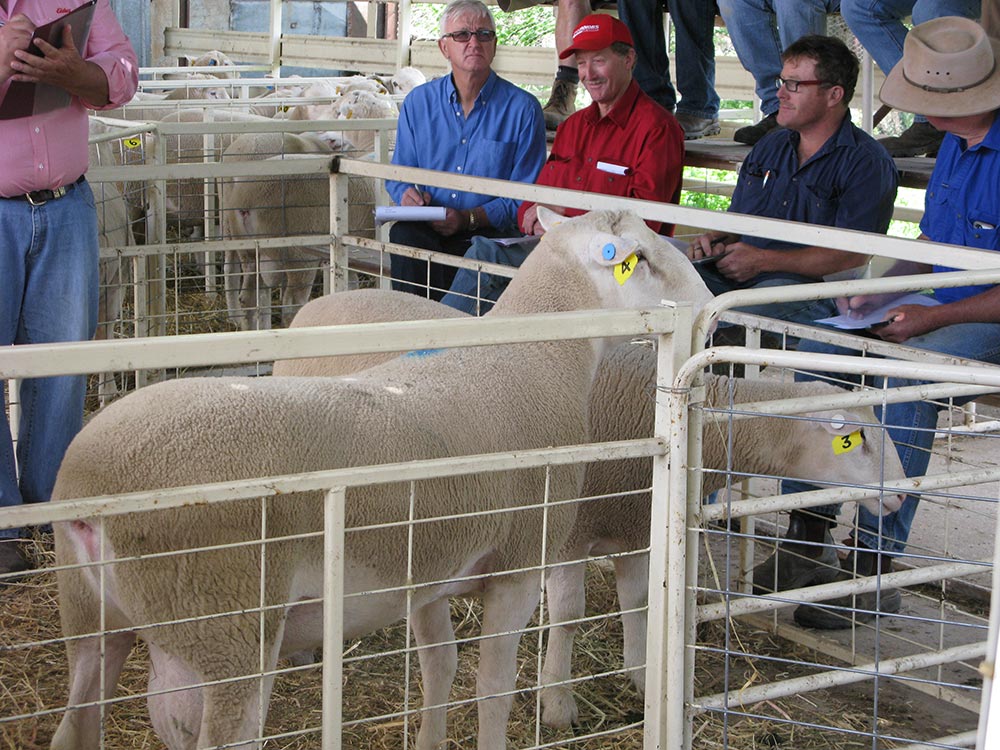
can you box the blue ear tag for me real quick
[602,243,616,261]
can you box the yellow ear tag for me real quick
[123,137,141,149]
[614,253,639,285]
[832,429,863,455]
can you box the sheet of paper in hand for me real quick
[0,0,98,120]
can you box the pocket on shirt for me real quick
[469,139,517,176]
[966,210,1000,251]
[804,182,838,224]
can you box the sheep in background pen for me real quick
[272,288,909,730]
[49,209,714,750]
[219,133,377,330]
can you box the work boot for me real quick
[0,540,31,582]
[543,79,577,131]
[676,112,721,140]
[751,512,841,596]
[793,540,902,630]
[878,121,945,157]
[733,112,779,146]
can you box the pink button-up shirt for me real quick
[0,0,138,196]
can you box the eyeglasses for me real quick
[441,28,496,43]
[776,77,831,93]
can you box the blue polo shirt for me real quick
[729,113,898,252]
[387,71,547,232]
[921,112,1000,304]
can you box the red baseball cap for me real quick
[559,13,634,59]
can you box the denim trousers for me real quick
[388,221,477,301]
[786,321,1000,555]
[697,266,839,325]
[1,182,99,540]
[840,0,980,125]
[717,0,841,116]
[617,0,721,119]
[439,236,536,315]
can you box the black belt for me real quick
[3,175,86,206]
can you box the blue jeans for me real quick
[840,0,980,125]
[787,321,1000,554]
[388,221,478,301]
[717,0,840,116]
[617,0,721,119]
[440,236,536,316]
[697,266,839,325]
[1,181,99,540]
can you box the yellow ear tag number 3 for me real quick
[614,253,638,285]
[832,429,862,455]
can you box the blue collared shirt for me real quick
[386,71,547,232]
[921,112,1000,304]
[729,113,899,251]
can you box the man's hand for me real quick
[0,15,34,83]
[835,291,908,318]
[9,25,109,104]
[430,207,468,236]
[688,233,730,260]
[870,304,941,343]
[714,242,770,283]
[520,204,564,236]
[400,186,431,207]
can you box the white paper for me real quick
[374,206,447,224]
[814,293,939,329]
[494,236,541,247]
[596,161,631,176]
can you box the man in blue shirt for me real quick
[758,18,1000,629]
[688,34,898,325]
[386,0,547,300]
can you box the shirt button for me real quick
[457,166,462,172]
[461,138,467,144]
[576,176,582,182]
[34,127,40,134]
[451,193,457,198]
[38,164,44,170]
[782,200,788,206]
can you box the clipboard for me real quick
[0,0,98,120]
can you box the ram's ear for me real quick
[589,233,640,268]
[536,206,568,233]
[810,411,862,436]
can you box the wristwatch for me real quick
[468,209,478,232]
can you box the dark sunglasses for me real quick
[442,28,496,43]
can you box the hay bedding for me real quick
[0,539,958,750]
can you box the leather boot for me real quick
[877,121,945,157]
[0,540,31,582]
[793,539,901,630]
[751,511,840,596]
[543,78,577,130]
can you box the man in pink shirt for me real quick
[0,0,138,577]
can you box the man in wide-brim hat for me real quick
[790,16,1000,631]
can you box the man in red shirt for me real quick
[440,13,684,314]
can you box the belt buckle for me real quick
[25,191,47,206]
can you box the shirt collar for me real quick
[972,110,1000,151]
[784,110,856,159]
[583,79,642,128]
[447,69,499,106]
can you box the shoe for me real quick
[751,527,840,596]
[676,112,721,140]
[793,541,901,630]
[0,540,31,581]
[733,112,779,146]
[877,121,944,157]
[543,79,577,131]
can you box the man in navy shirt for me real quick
[757,18,1000,630]
[385,0,546,299]
[689,34,898,325]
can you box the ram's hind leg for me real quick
[476,573,540,750]
[539,558,586,729]
[412,597,458,750]
[147,643,204,750]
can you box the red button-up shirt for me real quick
[518,79,684,235]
